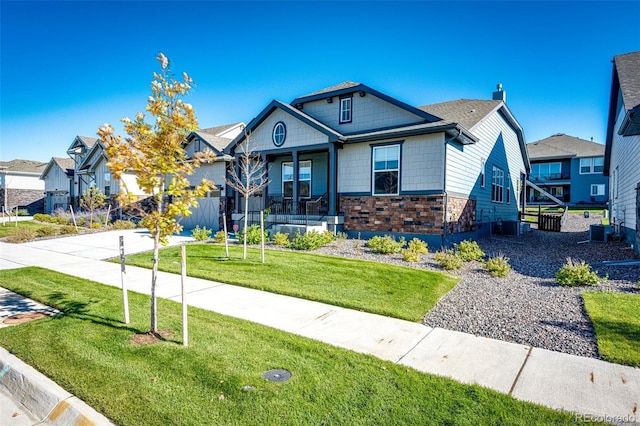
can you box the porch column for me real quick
[328,143,338,216]
[262,153,269,211]
[292,150,299,214]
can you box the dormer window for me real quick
[339,96,352,123]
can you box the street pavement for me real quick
[0,229,638,425]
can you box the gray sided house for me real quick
[66,135,98,208]
[0,159,47,214]
[181,122,244,231]
[526,134,608,206]
[604,51,640,254]
[225,82,529,248]
[41,157,75,213]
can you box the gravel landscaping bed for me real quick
[311,213,639,359]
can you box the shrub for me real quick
[35,226,59,238]
[272,232,290,247]
[434,249,464,270]
[191,225,212,241]
[235,224,268,245]
[289,230,334,251]
[366,235,406,254]
[335,232,348,240]
[90,222,102,229]
[455,240,485,262]
[408,238,428,254]
[33,213,52,223]
[6,227,36,243]
[17,209,29,216]
[401,248,420,262]
[213,230,227,243]
[485,255,511,277]
[110,220,136,230]
[555,258,602,286]
[60,225,79,235]
[52,216,70,225]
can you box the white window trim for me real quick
[372,145,400,196]
[282,160,312,199]
[491,165,504,203]
[339,97,352,123]
[591,184,605,196]
[580,157,605,174]
[480,158,486,188]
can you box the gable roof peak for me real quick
[300,81,362,99]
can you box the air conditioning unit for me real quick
[589,224,613,242]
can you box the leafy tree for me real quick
[226,132,269,259]
[79,186,106,226]
[98,53,215,333]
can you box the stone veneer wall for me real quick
[340,195,476,235]
[0,189,44,214]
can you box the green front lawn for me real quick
[0,267,585,425]
[0,220,58,238]
[583,291,640,367]
[121,244,458,322]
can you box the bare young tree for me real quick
[225,131,269,259]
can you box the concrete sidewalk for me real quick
[0,233,638,424]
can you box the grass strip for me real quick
[121,243,458,322]
[0,267,584,425]
[583,291,640,367]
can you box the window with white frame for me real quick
[339,97,352,123]
[104,172,111,197]
[480,158,486,187]
[491,166,504,203]
[530,162,562,181]
[506,176,511,204]
[613,167,619,199]
[591,184,605,196]
[282,161,311,199]
[580,157,604,174]
[373,145,399,195]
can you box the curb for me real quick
[0,346,113,425]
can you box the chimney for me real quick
[492,83,506,103]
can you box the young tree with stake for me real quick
[98,53,215,334]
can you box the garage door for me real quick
[179,197,220,231]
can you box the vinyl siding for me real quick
[569,156,608,204]
[609,107,640,232]
[338,144,372,193]
[302,94,425,133]
[2,174,43,191]
[188,163,227,196]
[249,109,328,151]
[446,110,525,223]
[43,166,70,192]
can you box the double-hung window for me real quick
[373,145,399,195]
[492,166,504,203]
[282,161,312,198]
[580,157,604,174]
[339,97,352,123]
[104,172,111,197]
[591,184,605,196]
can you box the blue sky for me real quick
[1,1,639,162]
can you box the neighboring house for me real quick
[603,51,640,254]
[526,134,608,205]
[181,122,244,230]
[0,159,47,215]
[66,135,98,208]
[225,82,529,247]
[40,157,75,213]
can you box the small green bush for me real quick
[272,232,290,247]
[60,225,79,235]
[366,235,406,254]
[213,230,226,243]
[555,258,602,286]
[289,230,334,250]
[90,222,102,229]
[110,220,136,230]
[335,232,348,240]
[434,249,464,270]
[33,213,52,223]
[191,225,212,241]
[408,238,428,254]
[235,224,268,245]
[485,255,511,277]
[35,226,59,238]
[17,209,29,216]
[6,227,37,243]
[401,248,420,262]
[52,216,70,225]
[455,240,485,262]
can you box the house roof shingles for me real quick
[615,51,640,110]
[418,99,502,131]
[0,159,48,174]
[53,157,75,171]
[300,81,361,98]
[527,133,605,160]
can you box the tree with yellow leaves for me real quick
[98,53,215,333]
